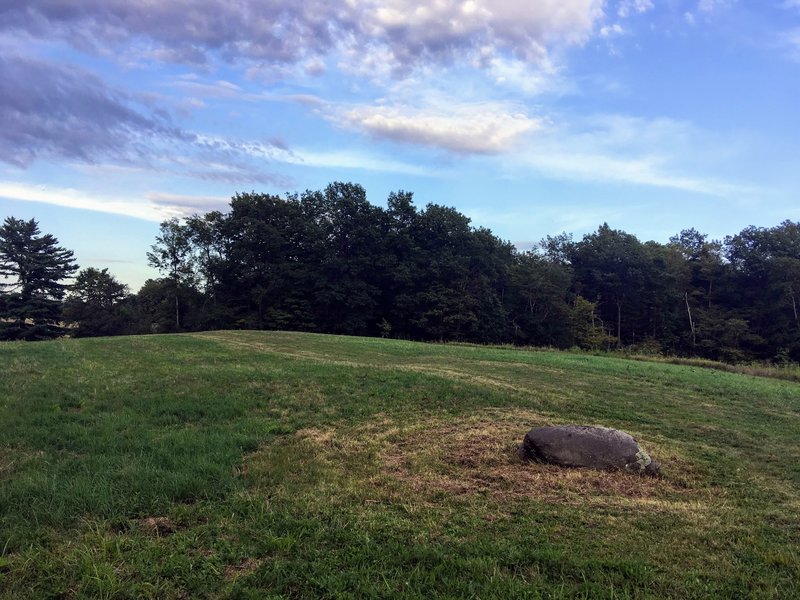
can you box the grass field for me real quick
[1,331,798,599]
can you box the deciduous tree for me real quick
[147,218,194,330]
[63,267,130,337]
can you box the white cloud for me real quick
[358,0,605,67]
[487,56,574,96]
[617,0,654,18]
[0,181,177,221]
[685,12,697,26]
[600,24,626,38]
[340,101,542,154]
[169,76,243,99]
[697,0,735,13]
[304,57,327,76]
[145,192,230,216]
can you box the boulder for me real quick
[520,425,660,476]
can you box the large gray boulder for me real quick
[520,425,660,475]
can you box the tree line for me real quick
[2,182,799,363]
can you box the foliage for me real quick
[126,185,797,363]
[0,217,78,340]
[147,218,195,330]
[63,267,131,337]
[5,182,798,363]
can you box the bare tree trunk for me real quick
[790,285,798,326]
[685,292,696,347]
[616,300,622,347]
[175,291,180,330]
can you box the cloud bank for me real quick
[2,1,605,72]
[0,54,292,183]
[0,54,185,168]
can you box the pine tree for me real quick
[0,217,79,340]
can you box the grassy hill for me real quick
[1,331,798,599]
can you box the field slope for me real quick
[1,331,798,599]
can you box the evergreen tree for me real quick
[0,217,79,340]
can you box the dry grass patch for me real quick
[240,409,727,533]
[379,421,692,505]
[223,557,264,581]
[0,447,44,480]
[135,516,177,537]
[288,411,719,518]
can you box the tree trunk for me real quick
[175,291,180,330]
[684,292,696,347]
[707,279,713,309]
[616,300,622,347]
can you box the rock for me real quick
[520,425,660,475]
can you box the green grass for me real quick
[1,330,798,599]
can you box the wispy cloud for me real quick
[617,0,654,18]
[277,148,434,176]
[0,181,171,221]
[0,54,294,185]
[0,54,188,168]
[145,192,230,217]
[507,115,756,197]
[0,180,243,222]
[697,0,736,13]
[522,149,741,196]
[485,55,570,96]
[780,28,800,61]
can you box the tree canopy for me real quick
[4,183,799,363]
[0,217,78,340]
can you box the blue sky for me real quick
[1,0,799,290]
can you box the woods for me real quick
[2,184,799,362]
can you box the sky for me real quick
[1,0,799,290]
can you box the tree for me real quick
[724,220,800,360]
[219,192,321,330]
[0,217,79,340]
[668,229,728,355]
[147,218,195,330]
[63,267,131,337]
[507,252,573,347]
[185,211,227,301]
[302,182,386,335]
[132,277,205,334]
[570,224,649,347]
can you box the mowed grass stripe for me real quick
[0,331,798,599]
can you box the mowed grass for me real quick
[0,331,798,599]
